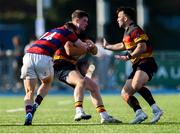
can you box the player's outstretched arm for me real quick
[103,38,126,51]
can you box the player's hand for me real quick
[114,54,129,61]
[87,44,98,55]
[85,40,97,55]
[85,39,94,46]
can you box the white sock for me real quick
[76,107,84,114]
[100,111,109,119]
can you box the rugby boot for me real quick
[101,115,122,124]
[74,111,92,121]
[24,113,33,126]
[151,108,163,124]
[130,109,148,124]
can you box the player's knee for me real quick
[90,83,99,92]
[84,77,99,92]
[42,77,53,85]
[42,82,52,88]
[25,90,34,100]
[91,80,99,90]
[131,82,142,91]
[77,78,86,88]
[28,90,34,95]
[121,89,130,102]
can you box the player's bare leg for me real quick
[85,80,121,123]
[121,79,148,124]
[32,76,53,119]
[67,70,91,121]
[24,78,37,125]
[134,70,163,124]
[138,86,163,123]
[84,65,122,123]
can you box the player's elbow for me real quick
[65,49,71,56]
[64,41,74,56]
[64,47,72,56]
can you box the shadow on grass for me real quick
[1,122,180,126]
[0,123,100,126]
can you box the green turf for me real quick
[0,94,180,133]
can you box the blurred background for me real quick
[0,0,180,94]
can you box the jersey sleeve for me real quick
[66,31,78,43]
[131,28,149,44]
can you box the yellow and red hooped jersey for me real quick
[123,23,153,64]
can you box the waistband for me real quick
[54,55,77,65]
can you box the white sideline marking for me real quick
[6,108,24,113]
[5,100,82,113]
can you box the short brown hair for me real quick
[64,21,77,32]
[116,7,136,21]
[71,10,89,20]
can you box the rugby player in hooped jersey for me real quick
[103,7,163,124]
[21,20,94,125]
[53,10,122,124]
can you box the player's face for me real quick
[77,17,88,31]
[117,11,126,28]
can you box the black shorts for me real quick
[76,58,90,77]
[54,60,76,87]
[128,57,158,81]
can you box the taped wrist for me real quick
[127,53,132,59]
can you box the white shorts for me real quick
[20,53,54,80]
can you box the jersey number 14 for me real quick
[40,32,57,40]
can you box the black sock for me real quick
[26,105,33,114]
[138,87,155,106]
[35,95,43,106]
[127,96,141,112]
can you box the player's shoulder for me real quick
[52,25,65,31]
[129,24,145,38]
[129,23,143,32]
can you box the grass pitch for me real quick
[0,93,180,133]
